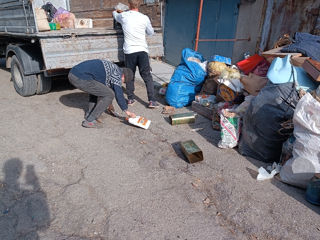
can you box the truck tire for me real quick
[11,55,37,97]
[37,73,52,95]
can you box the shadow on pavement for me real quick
[0,158,51,239]
[171,142,189,164]
[245,154,320,214]
[126,88,148,107]
[185,106,220,147]
[271,178,320,214]
[0,58,10,73]
[50,76,75,93]
[59,92,88,115]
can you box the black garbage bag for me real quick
[42,2,57,22]
[238,82,300,163]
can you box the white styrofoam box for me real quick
[75,18,93,29]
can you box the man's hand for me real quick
[107,104,115,112]
[125,110,136,118]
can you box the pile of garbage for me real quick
[164,32,320,197]
[35,2,93,31]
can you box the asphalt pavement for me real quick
[0,59,319,240]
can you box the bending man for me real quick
[69,59,136,128]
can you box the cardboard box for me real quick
[35,8,50,32]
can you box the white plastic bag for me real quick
[114,3,129,11]
[257,162,281,181]
[234,95,255,117]
[280,93,320,188]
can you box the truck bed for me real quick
[39,29,163,70]
[0,0,163,71]
[0,27,162,38]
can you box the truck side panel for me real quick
[40,33,164,70]
[0,0,36,33]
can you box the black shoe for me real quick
[127,99,136,106]
[81,120,103,129]
[148,101,159,108]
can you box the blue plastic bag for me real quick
[166,48,207,108]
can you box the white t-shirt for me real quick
[113,10,154,54]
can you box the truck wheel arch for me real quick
[6,51,14,69]
[6,44,44,75]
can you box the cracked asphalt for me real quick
[0,59,320,240]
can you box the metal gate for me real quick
[164,0,240,66]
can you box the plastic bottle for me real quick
[243,51,250,59]
[127,116,151,130]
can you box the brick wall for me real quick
[70,0,162,28]
[140,3,162,27]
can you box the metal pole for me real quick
[194,0,204,52]
[198,37,251,42]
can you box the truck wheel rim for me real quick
[13,64,23,88]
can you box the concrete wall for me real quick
[232,0,265,62]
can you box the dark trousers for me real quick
[68,73,114,122]
[125,51,155,101]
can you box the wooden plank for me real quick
[291,56,310,67]
[302,59,320,82]
[70,0,129,11]
[262,46,302,58]
[69,0,162,27]
[92,19,113,28]
[70,0,101,12]
[191,101,213,120]
[102,0,129,8]
[73,9,113,19]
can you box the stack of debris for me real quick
[164,33,320,201]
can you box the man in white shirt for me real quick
[113,0,159,108]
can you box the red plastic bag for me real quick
[237,54,265,75]
[252,58,270,77]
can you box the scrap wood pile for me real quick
[163,33,320,201]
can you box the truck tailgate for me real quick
[40,31,163,70]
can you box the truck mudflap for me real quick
[40,33,164,70]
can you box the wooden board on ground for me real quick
[262,46,302,58]
[191,101,213,120]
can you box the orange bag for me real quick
[237,54,265,75]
